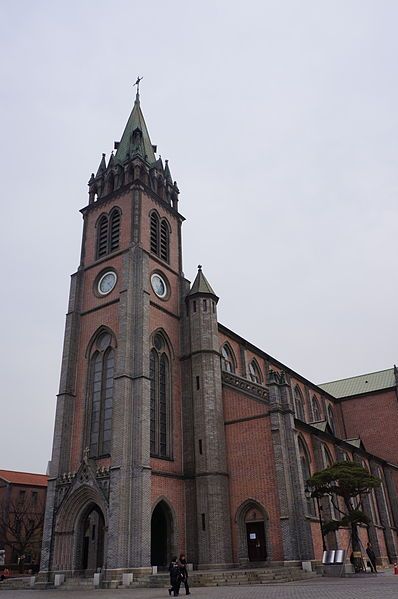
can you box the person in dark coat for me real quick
[366,542,377,573]
[168,556,181,596]
[178,553,190,595]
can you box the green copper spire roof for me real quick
[114,91,156,165]
[188,265,218,298]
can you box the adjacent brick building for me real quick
[40,91,398,580]
[0,470,47,569]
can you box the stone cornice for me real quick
[222,371,269,402]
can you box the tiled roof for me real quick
[0,469,48,487]
[319,368,396,399]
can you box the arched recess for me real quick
[150,498,178,568]
[53,484,108,573]
[236,499,269,563]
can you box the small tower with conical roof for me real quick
[186,266,233,566]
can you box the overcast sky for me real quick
[1,1,397,473]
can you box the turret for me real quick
[186,266,232,566]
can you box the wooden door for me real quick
[246,521,267,561]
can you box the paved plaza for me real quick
[2,574,398,599]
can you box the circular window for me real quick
[97,271,117,296]
[151,273,168,299]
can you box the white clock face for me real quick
[98,271,117,296]
[151,273,167,299]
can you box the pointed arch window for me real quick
[96,208,121,259]
[109,208,121,252]
[294,386,306,422]
[150,212,160,254]
[312,396,321,422]
[221,344,235,373]
[248,360,262,384]
[150,212,170,263]
[299,438,316,516]
[150,332,171,458]
[160,221,169,262]
[327,405,336,435]
[88,331,115,457]
[322,444,339,519]
[97,215,109,258]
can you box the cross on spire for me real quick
[134,75,143,99]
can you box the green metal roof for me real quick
[188,266,218,298]
[319,368,396,399]
[114,93,156,165]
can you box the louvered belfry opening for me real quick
[160,221,169,262]
[96,209,121,259]
[97,216,109,258]
[110,209,121,252]
[150,212,159,254]
[150,212,169,263]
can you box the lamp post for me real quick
[305,486,326,553]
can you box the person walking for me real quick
[366,542,377,573]
[168,556,181,596]
[178,553,190,595]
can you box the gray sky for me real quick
[1,1,397,473]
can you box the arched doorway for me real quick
[79,505,105,571]
[245,508,267,561]
[151,501,174,567]
[236,500,269,563]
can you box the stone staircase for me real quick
[0,564,318,591]
[126,566,317,589]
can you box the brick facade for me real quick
[40,94,398,580]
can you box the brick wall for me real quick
[340,389,398,463]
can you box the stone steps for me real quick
[126,567,317,589]
[16,565,318,591]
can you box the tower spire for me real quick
[114,79,156,165]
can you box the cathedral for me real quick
[40,90,398,580]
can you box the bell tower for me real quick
[41,88,185,575]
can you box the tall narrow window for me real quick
[150,213,170,263]
[109,209,121,252]
[322,445,338,519]
[88,331,115,457]
[299,438,316,516]
[312,396,321,421]
[248,360,262,384]
[160,220,169,262]
[327,405,336,435]
[294,386,306,422]
[97,215,109,258]
[97,208,121,258]
[150,333,171,458]
[221,344,235,373]
[150,212,159,254]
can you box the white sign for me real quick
[249,533,256,540]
